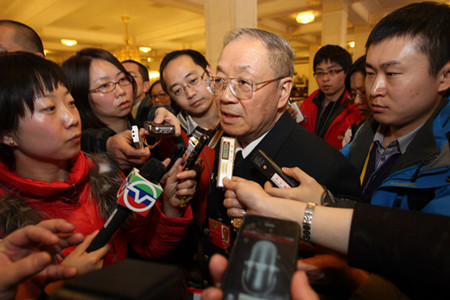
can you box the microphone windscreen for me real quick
[139,158,166,183]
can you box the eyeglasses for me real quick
[313,69,344,78]
[89,75,132,94]
[350,90,366,100]
[128,73,141,79]
[207,76,285,100]
[170,71,206,97]
[150,92,169,100]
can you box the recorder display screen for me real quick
[222,141,230,159]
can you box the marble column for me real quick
[204,0,257,70]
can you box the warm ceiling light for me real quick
[149,71,160,80]
[139,47,151,53]
[349,41,355,48]
[147,57,152,62]
[296,11,315,24]
[61,39,77,46]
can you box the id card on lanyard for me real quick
[208,218,231,250]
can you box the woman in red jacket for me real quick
[0,52,195,271]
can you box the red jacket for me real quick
[0,152,192,266]
[300,89,362,149]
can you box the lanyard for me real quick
[360,143,374,185]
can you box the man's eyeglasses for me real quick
[170,71,206,97]
[313,69,344,78]
[89,75,132,94]
[150,92,169,100]
[350,90,366,100]
[207,76,285,100]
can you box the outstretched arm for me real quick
[222,174,353,254]
[0,219,84,300]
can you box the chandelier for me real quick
[115,16,141,61]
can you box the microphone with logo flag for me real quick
[87,158,166,252]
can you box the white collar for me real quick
[236,130,271,159]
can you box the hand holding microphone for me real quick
[87,158,166,253]
[161,157,198,217]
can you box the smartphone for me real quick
[250,149,299,188]
[222,214,300,300]
[144,121,175,137]
[216,136,236,188]
[131,125,143,149]
[288,100,304,123]
[183,134,209,170]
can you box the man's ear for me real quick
[437,61,450,93]
[143,80,151,93]
[206,65,213,77]
[277,77,293,110]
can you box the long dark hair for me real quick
[0,52,70,167]
[62,48,137,130]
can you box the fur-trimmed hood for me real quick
[0,152,123,236]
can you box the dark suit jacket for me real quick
[202,111,361,285]
[349,203,450,299]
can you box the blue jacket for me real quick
[341,97,450,216]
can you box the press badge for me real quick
[208,218,231,250]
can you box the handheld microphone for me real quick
[87,158,166,252]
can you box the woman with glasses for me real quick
[0,52,195,297]
[61,48,197,250]
[149,80,179,113]
[63,48,137,134]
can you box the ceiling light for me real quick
[149,71,160,80]
[348,41,355,48]
[139,47,151,53]
[296,11,315,24]
[115,16,140,61]
[61,39,77,46]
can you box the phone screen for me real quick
[222,215,300,300]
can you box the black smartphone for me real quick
[183,134,209,170]
[250,149,299,188]
[222,214,300,300]
[144,121,175,137]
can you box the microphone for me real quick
[87,158,166,252]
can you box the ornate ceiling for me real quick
[1,0,445,72]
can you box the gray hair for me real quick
[223,28,294,77]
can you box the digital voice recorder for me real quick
[217,136,236,188]
[249,149,299,188]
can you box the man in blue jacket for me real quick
[341,1,450,216]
